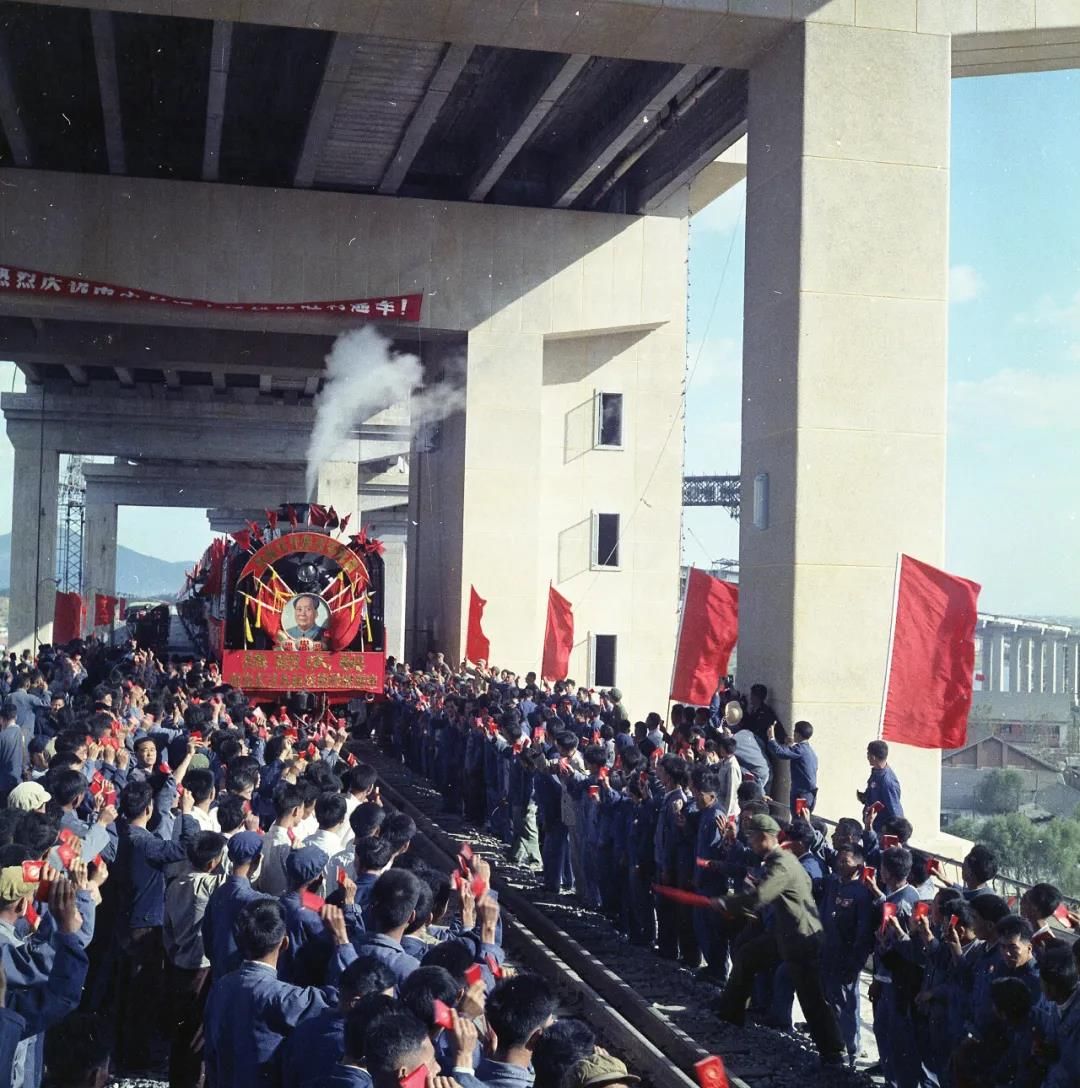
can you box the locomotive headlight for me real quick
[297,562,319,586]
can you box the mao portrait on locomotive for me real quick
[206,505,386,697]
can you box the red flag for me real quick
[541,585,574,681]
[247,520,264,544]
[117,599,127,621]
[338,513,351,535]
[466,586,490,663]
[230,528,252,551]
[309,504,328,527]
[881,555,980,750]
[286,505,299,528]
[670,569,738,705]
[53,593,84,643]
[265,509,278,532]
[93,594,118,626]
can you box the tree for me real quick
[973,769,1024,814]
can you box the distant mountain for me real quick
[0,534,192,600]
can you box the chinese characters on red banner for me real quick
[0,266,423,321]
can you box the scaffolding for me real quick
[681,475,740,517]
[56,455,86,594]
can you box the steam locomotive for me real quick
[177,503,386,700]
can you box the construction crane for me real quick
[56,455,86,594]
[682,475,740,517]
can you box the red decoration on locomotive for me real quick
[178,504,385,698]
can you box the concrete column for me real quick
[1032,637,1046,694]
[205,508,268,535]
[8,439,60,652]
[982,630,999,692]
[737,21,949,823]
[1070,640,1080,697]
[380,538,407,663]
[1053,640,1067,695]
[312,461,359,519]
[82,495,118,634]
[1013,636,1034,693]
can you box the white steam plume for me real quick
[305,327,464,499]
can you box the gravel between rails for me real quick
[363,742,876,1088]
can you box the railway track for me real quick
[362,742,874,1088]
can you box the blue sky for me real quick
[685,67,1080,618]
[0,68,1076,617]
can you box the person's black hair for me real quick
[659,755,690,788]
[0,844,32,868]
[295,779,320,808]
[749,683,767,700]
[215,793,246,835]
[942,898,976,930]
[346,763,378,793]
[867,739,889,761]
[184,767,216,805]
[971,894,1011,925]
[54,731,88,757]
[344,994,399,1062]
[363,1011,430,1083]
[188,831,227,871]
[341,954,397,1001]
[356,836,395,873]
[264,735,289,766]
[351,802,386,841]
[880,846,913,885]
[43,1011,113,1086]
[784,821,816,849]
[835,842,865,865]
[52,768,88,808]
[1038,941,1078,999]
[740,800,769,819]
[996,915,1034,943]
[405,878,434,933]
[990,976,1033,1022]
[736,780,764,805]
[120,780,154,821]
[793,720,813,740]
[273,783,305,821]
[398,966,460,1028]
[234,898,287,959]
[965,843,999,886]
[532,1018,596,1088]
[315,792,348,831]
[485,973,557,1050]
[885,817,914,844]
[369,869,422,932]
[216,735,242,765]
[381,812,417,853]
[1024,882,1063,920]
[13,812,58,858]
[690,765,722,795]
[555,731,579,752]
[133,735,157,752]
[227,767,259,798]
[420,939,473,982]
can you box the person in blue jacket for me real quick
[765,721,819,815]
[202,831,264,981]
[204,897,357,1088]
[857,740,903,833]
[112,778,199,1073]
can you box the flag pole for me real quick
[669,566,693,705]
[878,552,904,740]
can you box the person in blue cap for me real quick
[202,831,264,981]
[279,845,333,986]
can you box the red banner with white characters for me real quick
[0,265,422,321]
[222,649,384,695]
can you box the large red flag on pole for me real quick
[466,586,490,664]
[93,594,118,627]
[541,585,574,681]
[670,569,739,705]
[53,593,84,644]
[881,555,980,750]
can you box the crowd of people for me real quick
[378,654,1080,1088]
[0,639,637,1088]
[0,638,1073,1088]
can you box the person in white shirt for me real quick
[340,764,378,849]
[256,784,305,897]
[304,793,349,890]
[185,768,222,834]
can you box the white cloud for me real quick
[949,264,983,303]
[1015,289,1080,328]
[951,366,1080,435]
[686,336,740,391]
